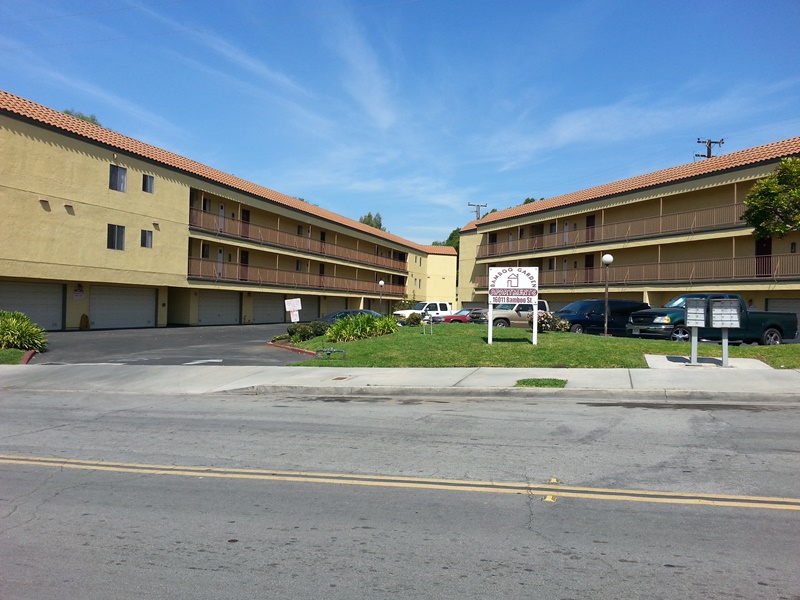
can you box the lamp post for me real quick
[601,254,614,336]
[378,280,385,314]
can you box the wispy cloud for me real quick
[321,3,397,130]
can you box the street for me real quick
[1,389,799,599]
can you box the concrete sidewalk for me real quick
[2,355,799,401]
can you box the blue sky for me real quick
[2,0,799,244]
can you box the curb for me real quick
[265,342,316,357]
[226,384,800,404]
[21,350,36,364]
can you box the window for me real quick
[109,165,127,192]
[295,260,301,271]
[548,258,555,270]
[142,174,154,193]
[107,224,125,250]
[201,243,210,259]
[297,225,304,236]
[141,229,153,248]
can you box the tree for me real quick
[742,157,800,239]
[432,227,460,252]
[63,109,101,126]
[523,197,543,204]
[359,212,386,231]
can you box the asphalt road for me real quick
[2,389,799,599]
[28,324,302,366]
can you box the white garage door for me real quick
[766,298,800,328]
[252,293,284,323]
[90,286,157,329]
[0,281,64,330]
[198,290,240,325]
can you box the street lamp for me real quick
[378,280,385,314]
[601,254,614,336]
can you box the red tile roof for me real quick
[466,135,800,230]
[0,89,452,256]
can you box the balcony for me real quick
[189,208,407,271]
[473,253,800,289]
[188,257,405,296]
[477,204,745,259]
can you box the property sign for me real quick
[487,267,540,345]
[488,267,539,304]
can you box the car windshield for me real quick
[557,300,596,314]
[454,309,471,316]
[411,302,427,310]
[663,296,693,308]
[494,304,515,310]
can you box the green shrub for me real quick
[309,321,329,337]
[0,310,47,352]
[404,312,422,327]
[287,323,314,342]
[271,333,290,342]
[326,313,399,342]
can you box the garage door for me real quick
[198,290,241,325]
[766,298,800,328]
[292,294,320,322]
[324,296,348,316]
[90,286,157,329]
[252,293,284,323]
[0,281,64,330]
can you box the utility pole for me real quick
[695,138,724,159]
[468,202,487,220]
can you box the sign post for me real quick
[284,297,302,323]
[487,267,539,345]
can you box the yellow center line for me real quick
[2,454,798,511]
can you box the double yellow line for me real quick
[2,454,799,511]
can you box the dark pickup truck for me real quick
[626,293,798,345]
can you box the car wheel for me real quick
[669,326,690,342]
[759,327,782,346]
[569,323,585,334]
[493,319,510,327]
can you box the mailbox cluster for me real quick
[684,298,742,367]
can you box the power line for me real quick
[468,203,487,220]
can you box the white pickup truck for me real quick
[393,301,453,320]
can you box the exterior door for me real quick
[241,209,250,238]
[239,250,249,281]
[218,203,225,232]
[755,237,772,277]
[586,215,596,242]
[216,248,224,277]
[584,254,595,283]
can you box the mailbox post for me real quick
[710,298,741,368]
[684,298,707,366]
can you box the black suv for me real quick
[554,299,651,335]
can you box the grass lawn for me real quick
[0,348,27,365]
[293,324,800,369]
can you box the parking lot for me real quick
[29,323,303,366]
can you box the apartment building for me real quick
[0,90,456,330]
[459,136,800,319]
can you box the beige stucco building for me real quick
[459,136,800,320]
[0,90,456,330]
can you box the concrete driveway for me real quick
[28,324,305,366]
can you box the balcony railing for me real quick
[188,257,405,296]
[477,204,745,258]
[190,208,407,271]
[474,253,800,289]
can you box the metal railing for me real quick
[477,204,745,258]
[188,257,405,295]
[474,253,800,289]
[189,208,407,271]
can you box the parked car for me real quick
[490,300,550,327]
[316,309,381,325]
[627,293,799,344]
[431,308,484,324]
[554,299,651,335]
[468,308,489,324]
[393,301,453,320]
